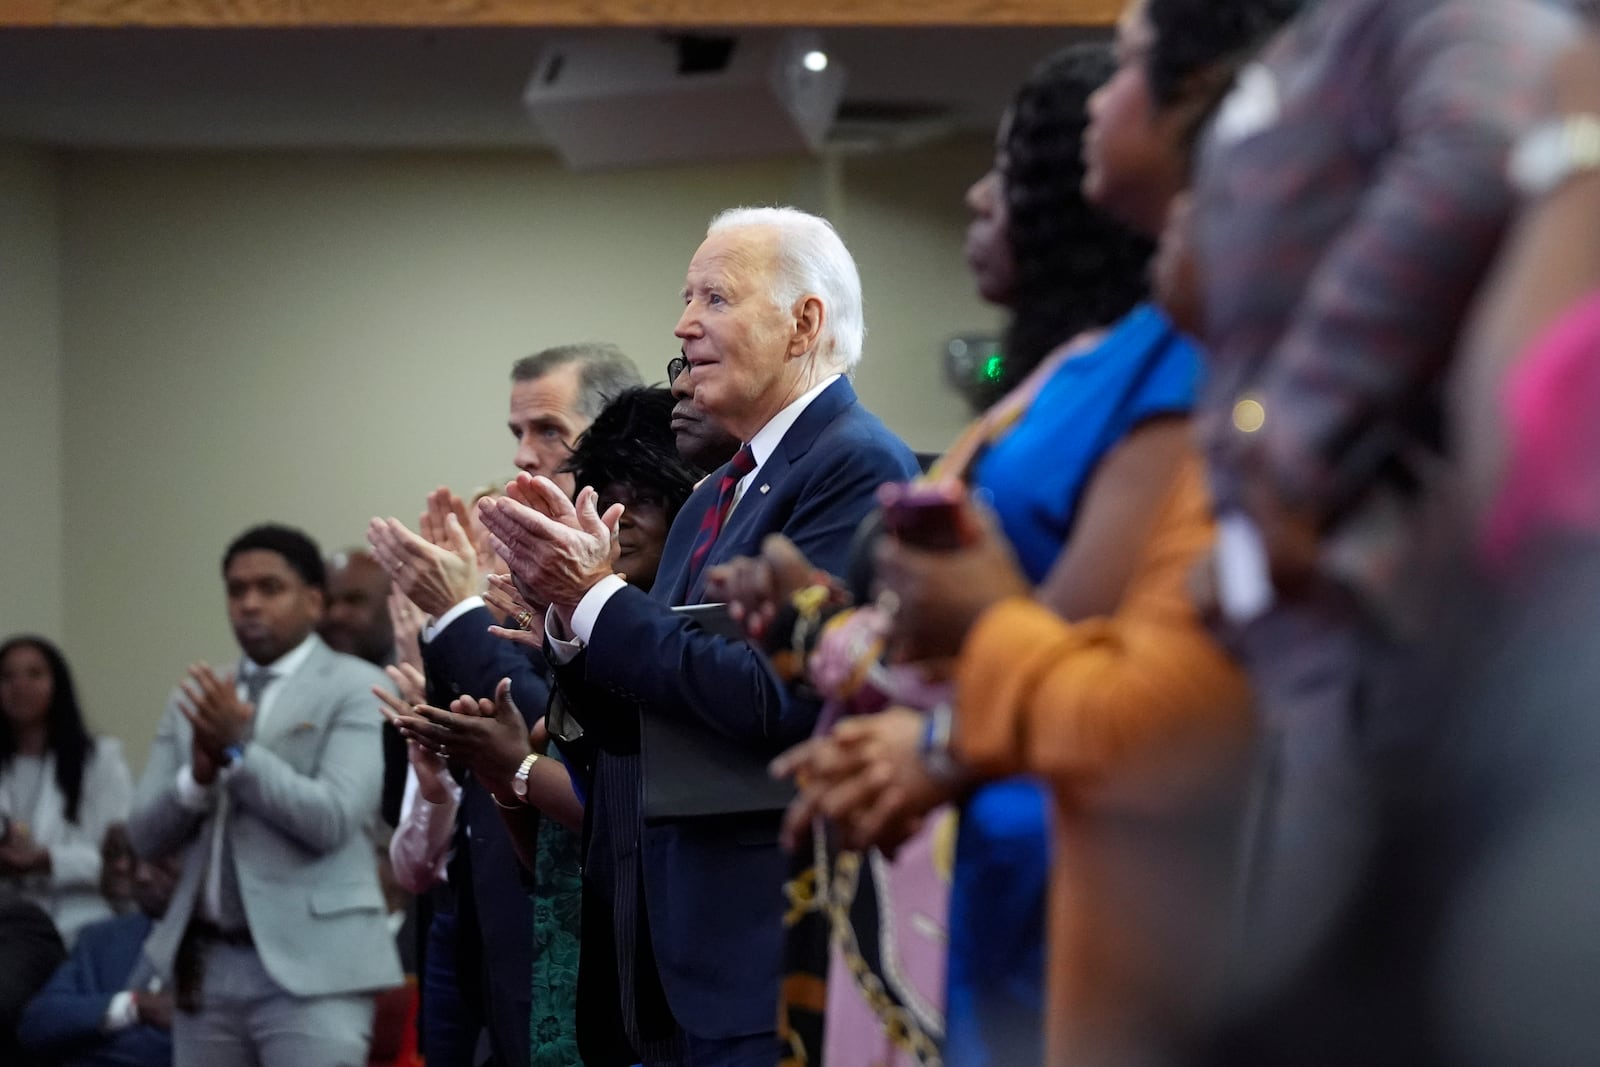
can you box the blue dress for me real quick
[943,304,1201,1066]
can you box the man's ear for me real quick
[305,585,326,622]
[788,295,826,359]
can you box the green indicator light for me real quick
[982,352,1005,382]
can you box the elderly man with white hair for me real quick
[476,206,918,1066]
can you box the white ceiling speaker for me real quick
[521,31,847,171]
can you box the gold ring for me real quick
[516,610,534,630]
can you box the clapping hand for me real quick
[388,591,426,674]
[476,474,622,613]
[375,663,454,805]
[177,663,253,769]
[378,677,532,806]
[367,491,482,618]
[484,572,544,652]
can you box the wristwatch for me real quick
[1509,114,1600,198]
[918,703,962,785]
[510,752,541,801]
[220,742,246,768]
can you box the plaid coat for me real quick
[1192,0,1576,613]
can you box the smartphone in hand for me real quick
[879,482,971,551]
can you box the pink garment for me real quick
[389,765,460,894]
[803,606,954,1066]
[1483,289,1600,568]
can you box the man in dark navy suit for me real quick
[18,838,182,1067]
[480,206,919,1066]
[367,343,641,1067]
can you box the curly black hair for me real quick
[1144,0,1304,145]
[0,636,94,824]
[996,43,1156,404]
[562,386,701,527]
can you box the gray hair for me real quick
[510,342,643,422]
[706,206,865,371]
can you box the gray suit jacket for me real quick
[127,635,402,998]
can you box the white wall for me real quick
[50,141,1000,771]
[0,145,65,645]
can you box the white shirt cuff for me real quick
[174,766,216,811]
[544,605,584,666]
[104,991,139,1031]
[570,574,629,645]
[423,597,486,644]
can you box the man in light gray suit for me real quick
[129,523,401,1067]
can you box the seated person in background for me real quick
[100,826,137,917]
[1,891,68,1067]
[17,834,183,1067]
[1,636,135,947]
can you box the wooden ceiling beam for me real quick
[1,0,1121,28]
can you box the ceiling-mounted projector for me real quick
[522,31,847,171]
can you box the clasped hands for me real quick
[707,488,1028,665]
[368,487,485,618]
[176,663,253,785]
[374,668,539,808]
[706,486,1028,856]
[474,474,624,626]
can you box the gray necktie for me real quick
[208,669,273,930]
[241,669,275,715]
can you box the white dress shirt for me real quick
[171,633,318,922]
[388,763,461,894]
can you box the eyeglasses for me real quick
[667,356,689,383]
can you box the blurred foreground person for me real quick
[1204,30,1600,1066]
[1187,0,1580,1022]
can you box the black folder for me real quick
[640,604,798,823]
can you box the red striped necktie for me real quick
[686,444,757,585]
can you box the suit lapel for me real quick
[254,638,332,746]
[681,378,857,604]
[657,485,715,607]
